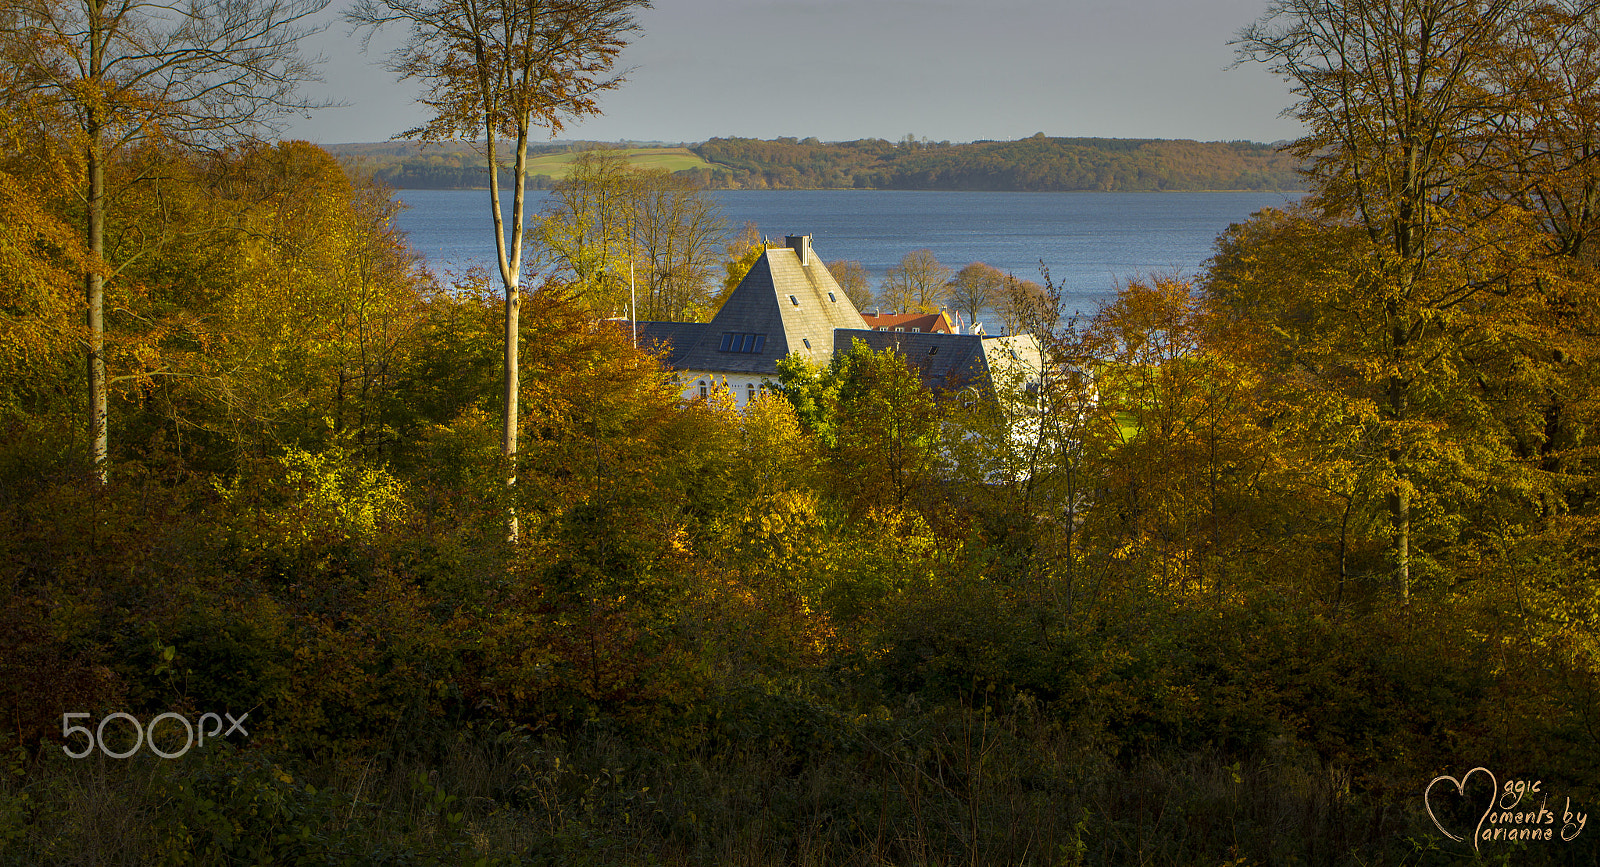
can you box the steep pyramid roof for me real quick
[661,236,867,375]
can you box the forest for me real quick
[689,136,1304,192]
[4,0,1600,864]
[324,135,1305,193]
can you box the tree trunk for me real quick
[87,138,107,484]
[487,105,532,543]
[85,1,108,484]
[1388,331,1410,604]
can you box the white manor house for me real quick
[626,235,1042,408]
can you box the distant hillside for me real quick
[691,135,1305,192]
[324,142,714,190]
[325,136,1304,192]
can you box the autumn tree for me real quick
[1204,206,1436,606]
[204,142,432,455]
[349,0,651,540]
[877,248,950,314]
[538,148,637,312]
[1238,0,1533,601]
[830,341,942,513]
[0,110,83,425]
[2,0,327,481]
[827,259,873,310]
[631,167,727,321]
[539,148,727,321]
[1479,3,1600,528]
[544,149,732,323]
[947,261,1005,328]
[714,221,772,310]
[996,275,1054,336]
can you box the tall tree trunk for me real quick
[86,2,108,485]
[87,141,107,484]
[486,101,532,543]
[1388,318,1411,605]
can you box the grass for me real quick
[5,705,1560,866]
[523,148,713,179]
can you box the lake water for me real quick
[393,189,1302,313]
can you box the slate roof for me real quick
[634,237,867,377]
[842,330,1042,395]
[624,236,1040,401]
[633,320,709,368]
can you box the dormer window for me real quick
[911,327,920,333]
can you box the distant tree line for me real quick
[692,134,1306,191]
[329,135,1305,191]
[339,150,564,190]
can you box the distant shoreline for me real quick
[334,134,1305,195]
[393,186,1310,194]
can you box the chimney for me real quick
[785,234,812,267]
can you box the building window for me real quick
[789,295,800,306]
[698,380,707,398]
[747,383,756,402]
[928,346,938,355]
[828,292,837,302]
[718,333,767,353]
[911,327,920,333]
[894,327,904,332]
[802,338,811,349]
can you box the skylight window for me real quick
[803,338,812,349]
[828,292,836,303]
[718,333,767,354]
[789,295,800,306]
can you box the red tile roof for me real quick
[860,310,953,333]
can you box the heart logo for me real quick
[1425,767,1497,851]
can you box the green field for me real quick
[523,147,712,178]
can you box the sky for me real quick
[283,0,1306,146]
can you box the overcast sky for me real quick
[283,0,1305,146]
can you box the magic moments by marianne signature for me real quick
[1425,768,1587,851]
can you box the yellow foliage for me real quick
[218,446,411,547]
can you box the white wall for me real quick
[678,371,776,411]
